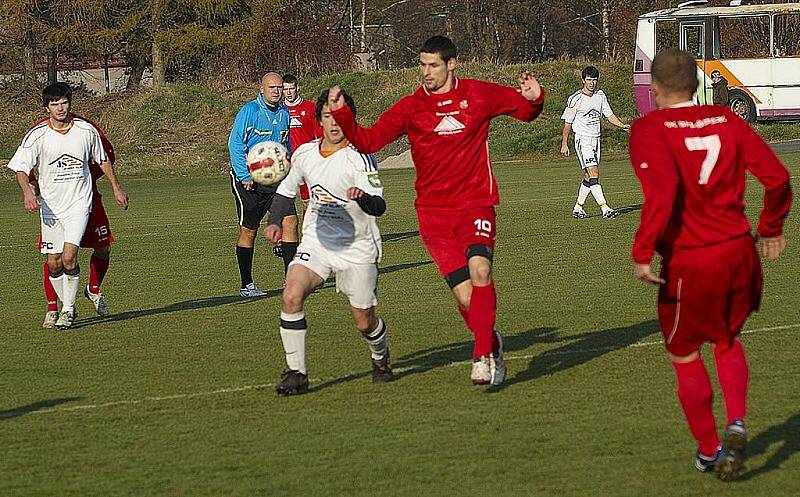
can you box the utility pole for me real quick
[360,0,367,52]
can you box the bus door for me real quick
[680,20,711,104]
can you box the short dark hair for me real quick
[652,48,698,96]
[283,74,298,85]
[582,66,599,80]
[316,88,356,121]
[42,82,72,108]
[420,35,457,62]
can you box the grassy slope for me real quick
[1,154,798,496]
[3,62,799,177]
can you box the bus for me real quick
[634,1,800,122]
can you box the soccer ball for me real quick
[246,141,290,186]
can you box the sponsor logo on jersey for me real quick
[49,154,83,169]
[459,100,468,110]
[290,116,303,128]
[310,185,347,205]
[434,115,465,136]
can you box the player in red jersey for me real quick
[30,116,128,327]
[328,35,544,386]
[283,74,321,209]
[629,49,791,481]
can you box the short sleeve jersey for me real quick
[277,141,384,263]
[8,117,106,217]
[561,90,614,138]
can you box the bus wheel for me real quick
[728,90,756,123]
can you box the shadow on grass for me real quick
[383,230,419,243]
[310,327,564,393]
[486,319,659,393]
[73,260,432,328]
[0,397,83,420]
[584,203,643,219]
[738,413,800,481]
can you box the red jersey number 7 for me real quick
[684,134,721,185]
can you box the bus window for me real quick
[656,20,679,54]
[774,14,800,57]
[719,16,770,58]
[682,24,704,59]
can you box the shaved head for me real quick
[260,72,284,106]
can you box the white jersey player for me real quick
[560,66,630,219]
[264,89,392,395]
[8,83,123,329]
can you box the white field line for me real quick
[12,322,799,417]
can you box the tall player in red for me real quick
[283,74,321,208]
[630,49,791,481]
[31,117,128,327]
[328,35,544,386]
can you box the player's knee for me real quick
[353,313,374,333]
[61,253,78,269]
[238,227,257,246]
[46,258,62,274]
[281,286,305,312]
[467,245,493,283]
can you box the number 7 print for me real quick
[684,134,721,185]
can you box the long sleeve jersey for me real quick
[630,104,792,264]
[332,77,544,208]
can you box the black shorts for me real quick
[230,171,279,229]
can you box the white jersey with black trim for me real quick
[561,89,614,138]
[7,117,107,217]
[277,141,384,263]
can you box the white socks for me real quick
[280,311,307,374]
[362,318,388,361]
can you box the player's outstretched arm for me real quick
[329,86,407,154]
[607,114,630,132]
[99,160,129,210]
[15,171,38,213]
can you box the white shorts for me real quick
[40,209,90,254]
[290,239,379,309]
[575,135,601,169]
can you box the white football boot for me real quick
[240,282,267,297]
[471,356,492,385]
[55,310,76,329]
[42,310,59,329]
[489,331,507,385]
[84,286,110,316]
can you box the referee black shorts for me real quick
[230,170,278,230]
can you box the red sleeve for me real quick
[332,99,407,154]
[736,116,792,237]
[481,81,545,122]
[28,170,37,181]
[629,118,680,264]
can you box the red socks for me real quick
[714,339,749,425]
[43,262,58,312]
[672,357,720,456]
[467,283,496,359]
[89,254,110,294]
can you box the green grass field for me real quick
[1,154,798,496]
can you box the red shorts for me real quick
[37,200,113,250]
[416,205,496,278]
[657,235,762,356]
